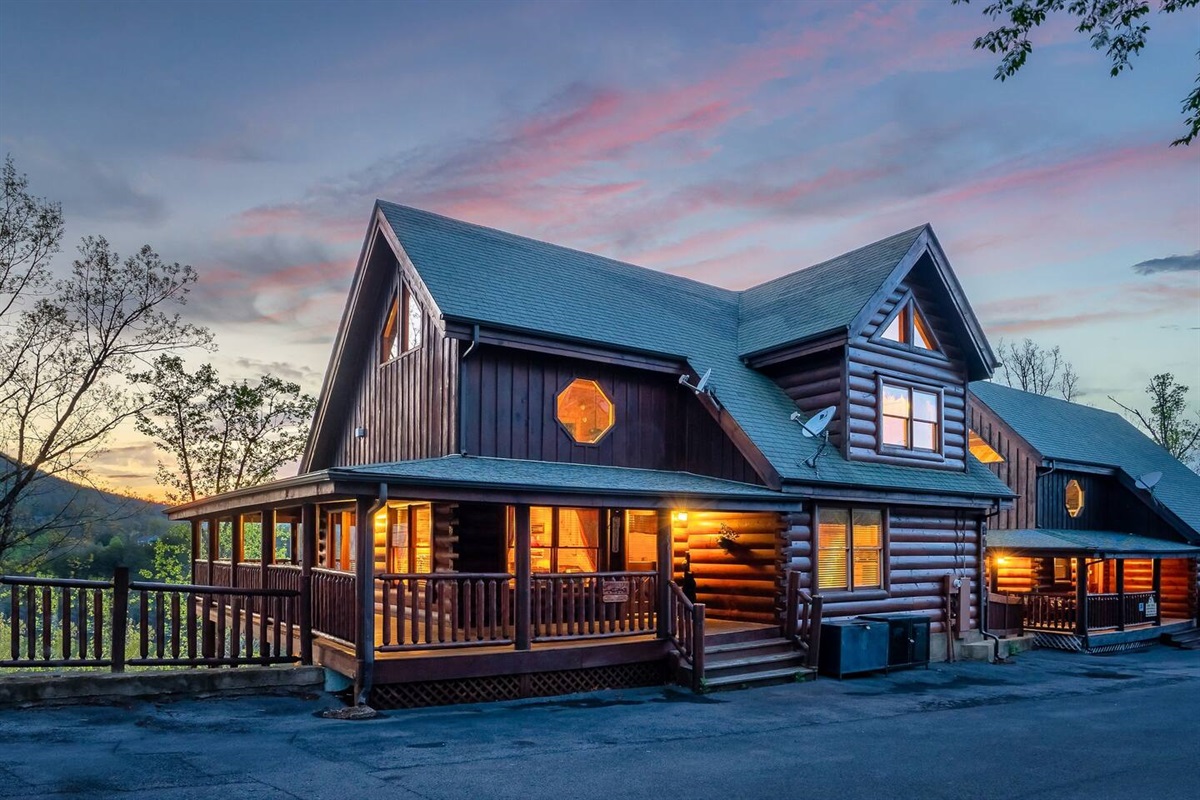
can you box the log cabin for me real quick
[969,382,1200,653]
[168,202,1018,707]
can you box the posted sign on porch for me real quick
[1145,597,1158,617]
[602,579,630,603]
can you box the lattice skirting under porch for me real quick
[1032,631,1154,655]
[368,660,669,709]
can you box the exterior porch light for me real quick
[673,511,688,524]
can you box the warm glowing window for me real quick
[968,430,1005,463]
[507,507,600,573]
[879,296,937,352]
[881,382,940,452]
[625,511,658,570]
[380,285,422,364]
[380,503,433,574]
[818,508,883,591]
[556,379,615,444]
[1065,479,1085,518]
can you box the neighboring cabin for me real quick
[170,203,1021,707]
[969,382,1200,652]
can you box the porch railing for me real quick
[377,573,514,650]
[667,581,705,691]
[531,572,657,641]
[783,571,823,669]
[1021,591,1159,632]
[0,568,300,671]
[311,568,357,647]
[987,591,1025,637]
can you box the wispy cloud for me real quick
[1132,251,1200,275]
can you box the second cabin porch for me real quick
[178,470,820,705]
[988,529,1200,652]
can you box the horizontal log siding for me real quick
[681,511,783,624]
[332,265,459,467]
[788,507,982,634]
[847,271,970,471]
[968,398,1038,530]
[763,351,845,452]
[994,556,1034,593]
[462,348,762,483]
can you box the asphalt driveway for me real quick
[0,646,1196,800]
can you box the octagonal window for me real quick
[1065,479,1085,518]
[556,379,614,444]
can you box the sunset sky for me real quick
[1,0,1198,497]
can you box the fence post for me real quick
[784,570,799,640]
[691,603,706,693]
[111,567,129,673]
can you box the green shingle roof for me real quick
[333,455,795,501]
[738,225,926,356]
[989,528,1200,558]
[971,381,1200,538]
[378,202,1010,500]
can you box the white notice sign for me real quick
[1145,597,1158,617]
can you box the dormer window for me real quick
[380,284,422,364]
[879,295,937,351]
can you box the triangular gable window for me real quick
[875,293,939,353]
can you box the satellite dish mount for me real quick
[679,368,714,397]
[1134,470,1163,504]
[790,405,837,469]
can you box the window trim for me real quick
[876,375,945,461]
[554,376,616,447]
[813,504,890,594]
[869,290,946,358]
[380,282,423,366]
[1064,479,1085,518]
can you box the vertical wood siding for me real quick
[462,347,763,484]
[846,264,969,471]
[968,399,1039,530]
[331,267,459,467]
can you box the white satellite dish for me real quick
[679,368,714,396]
[1135,471,1163,491]
[794,406,836,438]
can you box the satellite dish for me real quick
[679,368,715,396]
[1135,471,1162,491]
[695,368,712,393]
[799,406,836,438]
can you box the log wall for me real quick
[784,505,983,635]
[762,350,845,452]
[674,511,782,624]
[846,264,970,471]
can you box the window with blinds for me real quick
[818,507,884,591]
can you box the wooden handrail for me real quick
[667,581,706,691]
[783,570,823,669]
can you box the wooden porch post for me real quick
[206,516,217,581]
[353,497,376,705]
[1152,558,1163,626]
[231,515,244,588]
[514,504,532,651]
[656,509,672,640]
[189,519,201,581]
[1116,559,1126,631]
[260,507,274,589]
[1074,556,1088,640]
[299,503,316,666]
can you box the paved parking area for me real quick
[0,646,1196,800]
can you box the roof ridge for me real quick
[377,199,738,298]
[740,223,929,295]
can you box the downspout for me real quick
[354,483,389,707]
[458,323,480,455]
[977,516,1007,663]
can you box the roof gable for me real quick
[970,381,1200,541]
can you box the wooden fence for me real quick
[377,573,514,651]
[0,568,300,671]
[1022,591,1159,633]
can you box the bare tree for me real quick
[995,338,1080,400]
[1110,373,1200,468]
[0,157,211,566]
[135,356,316,503]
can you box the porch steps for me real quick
[1162,626,1200,650]
[680,626,816,691]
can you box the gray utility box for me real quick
[859,613,931,671]
[818,619,889,679]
